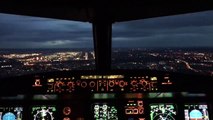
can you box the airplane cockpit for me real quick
[0,0,212,120]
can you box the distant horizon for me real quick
[1,46,213,49]
[0,46,213,50]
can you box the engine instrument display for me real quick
[150,103,177,120]
[125,100,144,115]
[0,107,23,120]
[93,103,118,120]
[124,100,145,120]
[31,106,56,120]
[184,104,209,120]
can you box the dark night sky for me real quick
[0,10,213,48]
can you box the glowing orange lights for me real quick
[32,79,42,87]
[31,74,176,93]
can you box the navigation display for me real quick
[0,107,23,120]
[31,106,56,120]
[92,103,118,120]
[150,103,177,120]
[184,104,209,120]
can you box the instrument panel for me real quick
[0,101,211,120]
[0,70,212,119]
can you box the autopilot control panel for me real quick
[31,73,173,94]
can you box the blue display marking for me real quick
[190,109,202,119]
[3,112,15,120]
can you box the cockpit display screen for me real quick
[0,107,23,120]
[125,100,144,115]
[150,103,177,120]
[124,100,145,120]
[184,104,209,120]
[93,103,118,120]
[31,106,56,120]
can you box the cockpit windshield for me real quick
[0,10,213,78]
[112,10,213,76]
[0,13,94,78]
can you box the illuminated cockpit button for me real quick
[63,107,71,116]
[32,79,42,87]
[151,77,157,81]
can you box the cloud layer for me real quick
[113,10,213,48]
[0,13,93,48]
[0,10,213,48]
